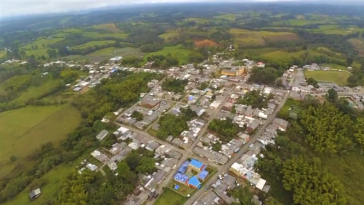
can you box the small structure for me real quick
[272,118,289,131]
[29,188,41,200]
[178,161,190,174]
[187,176,202,189]
[96,130,108,141]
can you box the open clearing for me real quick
[194,39,218,47]
[0,105,81,177]
[214,13,240,21]
[21,37,64,50]
[0,50,6,58]
[70,40,115,50]
[144,45,192,65]
[230,29,298,46]
[159,29,181,41]
[348,38,364,57]
[262,50,307,59]
[304,70,351,85]
[91,23,122,32]
[64,47,143,62]
[184,18,209,24]
[154,188,186,205]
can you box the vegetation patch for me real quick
[143,45,192,65]
[70,40,115,50]
[304,70,351,86]
[154,188,186,205]
[229,29,298,47]
[159,29,181,41]
[0,105,81,176]
[348,38,364,57]
[91,23,122,32]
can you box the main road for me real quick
[184,92,289,205]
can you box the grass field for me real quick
[64,47,143,62]
[159,29,181,41]
[262,50,307,59]
[0,105,81,177]
[0,49,6,58]
[21,38,64,50]
[230,29,298,47]
[214,13,240,21]
[348,38,364,57]
[154,188,186,205]
[309,25,356,35]
[91,23,122,32]
[143,45,192,65]
[183,18,209,24]
[13,79,65,103]
[304,70,351,85]
[83,31,128,39]
[70,40,115,50]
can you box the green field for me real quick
[159,29,181,41]
[304,70,351,85]
[64,47,143,62]
[262,50,306,59]
[154,188,186,205]
[143,45,192,65]
[83,31,128,39]
[230,29,298,46]
[0,105,81,177]
[0,49,6,58]
[214,13,239,21]
[21,38,64,50]
[91,23,122,32]
[70,40,115,50]
[183,17,210,24]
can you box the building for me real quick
[91,150,109,162]
[174,173,189,184]
[178,161,190,174]
[187,176,202,189]
[96,130,108,141]
[189,159,205,172]
[140,96,161,108]
[29,188,41,200]
[198,170,209,181]
[221,67,245,76]
[272,118,289,131]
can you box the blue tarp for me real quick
[178,161,190,174]
[174,185,180,190]
[174,173,189,183]
[190,159,204,170]
[198,170,209,180]
[188,176,201,189]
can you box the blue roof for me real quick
[188,176,201,187]
[174,185,180,190]
[190,159,204,169]
[174,173,189,183]
[198,170,209,180]
[178,161,189,174]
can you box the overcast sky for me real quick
[0,0,360,19]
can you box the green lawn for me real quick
[70,40,115,50]
[143,45,192,65]
[277,98,305,120]
[21,38,64,50]
[0,105,82,177]
[159,29,181,41]
[168,181,195,197]
[154,188,186,205]
[304,70,351,86]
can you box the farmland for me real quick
[229,29,298,47]
[70,40,116,50]
[194,39,218,47]
[304,70,351,85]
[0,105,82,178]
[91,23,122,32]
[143,45,192,65]
[159,29,181,41]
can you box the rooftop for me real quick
[190,159,204,169]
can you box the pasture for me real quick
[304,70,351,85]
[70,40,115,50]
[0,105,82,177]
[159,29,181,41]
[154,188,186,205]
[229,29,298,46]
[143,45,192,65]
[214,13,240,21]
[21,37,64,50]
[91,23,122,32]
[309,25,357,35]
[348,38,364,57]
[183,18,209,24]
[262,50,306,59]
[0,49,6,58]
[194,39,218,47]
[64,47,143,62]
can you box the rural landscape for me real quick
[1,1,364,205]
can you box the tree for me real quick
[346,57,353,66]
[265,197,282,205]
[131,111,143,121]
[354,118,364,152]
[328,88,338,102]
[136,157,155,174]
[9,155,17,162]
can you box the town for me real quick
[2,46,360,205]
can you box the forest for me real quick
[256,101,364,205]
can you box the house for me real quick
[146,141,160,151]
[178,161,190,174]
[272,118,289,131]
[96,130,108,141]
[29,188,41,200]
[140,96,161,108]
[187,176,202,189]
[144,170,167,191]
[193,190,221,205]
[91,150,109,162]
[189,159,205,172]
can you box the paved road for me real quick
[184,92,289,205]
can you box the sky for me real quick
[0,0,361,19]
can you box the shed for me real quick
[96,130,108,141]
[29,188,41,200]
